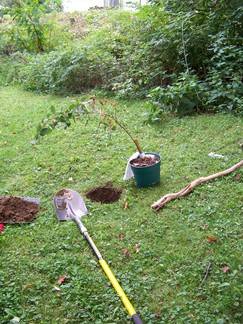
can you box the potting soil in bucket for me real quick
[130,153,161,187]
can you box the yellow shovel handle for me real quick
[83,231,142,323]
[99,259,136,316]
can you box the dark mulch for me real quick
[0,197,39,223]
[86,186,123,204]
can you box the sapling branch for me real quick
[101,111,143,154]
[91,97,144,154]
[37,96,144,154]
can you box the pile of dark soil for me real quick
[0,197,39,223]
[86,187,122,204]
[130,155,160,167]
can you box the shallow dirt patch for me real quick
[0,197,39,223]
[86,186,123,204]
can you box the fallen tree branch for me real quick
[195,262,211,291]
[151,160,243,211]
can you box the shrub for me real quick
[111,7,212,98]
[205,32,243,112]
[0,53,28,86]
[1,2,242,117]
[111,5,184,98]
[22,47,117,94]
[146,72,206,121]
[145,30,243,120]
[143,1,243,120]
[22,9,135,95]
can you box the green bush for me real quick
[146,72,206,121]
[111,6,184,98]
[22,47,117,94]
[0,2,242,117]
[0,53,28,86]
[205,32,243,112]
[142,1,243,119]
[0,17,17,55]
[111,6,215,98]
[145,30,243,119]
[21,9,135,95]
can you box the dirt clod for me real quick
[0,197,39,223]
[86,186,122,204]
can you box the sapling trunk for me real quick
[104,112,144,154]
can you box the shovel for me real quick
[54,188,143,324]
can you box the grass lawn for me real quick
[0,86,242,323]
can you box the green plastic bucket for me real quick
[130,152,161,187]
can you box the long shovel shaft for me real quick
[83,231,142,324]
[54,189,142,323]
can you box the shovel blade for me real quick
[54,189,88,221]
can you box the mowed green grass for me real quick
[0,86,242,323]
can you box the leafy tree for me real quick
[0,0,62,11]
[0,0,62,52]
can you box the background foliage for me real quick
[0,0,242,117]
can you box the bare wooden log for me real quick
[151,160,243,211]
